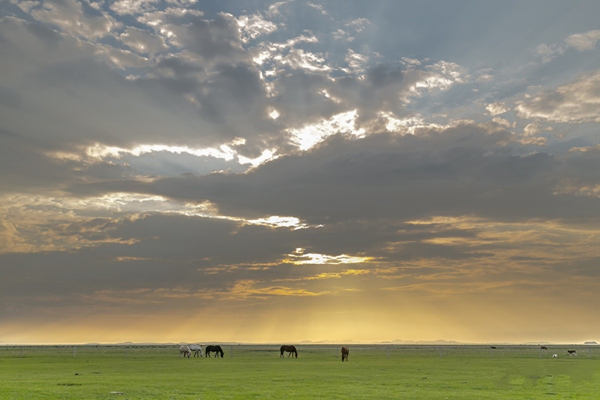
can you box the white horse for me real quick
[552,353,558,358]
[179,345,191,358]
[189,344,203,358]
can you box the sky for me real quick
[1,0,600,344]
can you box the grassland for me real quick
[1,344,600,399]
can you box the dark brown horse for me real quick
[341,347,349,362]
[205,345,224,358]
[280,345,297,358]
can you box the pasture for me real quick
[1,344,600,399]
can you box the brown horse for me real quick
[280,345,298,358]
[341,347,349,362]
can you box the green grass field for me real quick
[1,345,600,399]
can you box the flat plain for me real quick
[1,344,600,399]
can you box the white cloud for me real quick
[319,89,341,104]
[110,0,158,15]
[564,29,600,51]
[285,248,371,265]
[517,70,600,123]
[251,34,320,71]
[235,13,277,43]
[274,48,330,72]
[523,122,551,137]
[246,216,312,230]
[334,18,370,42]
[237,148,278,168]
[268,108,280,119]
[94,44,149,69]
[536,29,600,62]
[345,49,368,73]
[346,18,370,32]
[78,139,278,170]
[119,26,167,55]
[10,0,40,13]
[407,61,465,98]
[307,2,327,15]
[486,102,509,116]
[30,0,118,39]
[378,112,447,135]
[266,1,290,17]
[287,110,365,150]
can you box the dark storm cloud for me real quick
[67,123,600,223]
[0,209,520,319]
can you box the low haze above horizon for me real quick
[1,0,600,345]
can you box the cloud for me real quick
[486,102,509,116]
[333,18,370,42]
[564,29,600,50]
[110,0,159,15]
[29,0,119,39]
[2,0,600,343]
[64,122,600,227]
[287,109,364,150]
[536,29,600,62]
[171,13,245,61]
[517,70,600,123]
[119,26,167,55]
[0,15,279,174]
[235,13,277,43]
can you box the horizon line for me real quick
[1,341,598,346]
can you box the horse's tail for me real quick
[280,347,284,357]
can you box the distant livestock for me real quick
[189,344,203,357]
[552,354,558,358]
[179,345,191,358]
[568,350,577,356]
[490,346,497,349]
[280,345,298,358]
[341,347,349,362]
[205,345,224,358]
[540,346,548,350]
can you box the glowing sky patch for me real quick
[285,248,372,265]
[288,109,365,150]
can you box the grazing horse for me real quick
[552,353,558,358]
[179,345,191,358]
[568,350,577,356]
[205,345,224,358]
[280,345,298,358]
[189,344,203,358]
[540,346,548,350]
[341,347,349,362]
[490,346,497,349]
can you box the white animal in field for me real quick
[189,344,203,357]
[179,345,191,358]
[552,354,558,358]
